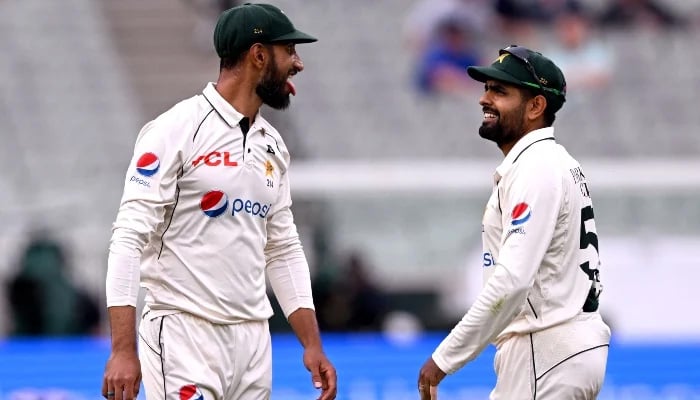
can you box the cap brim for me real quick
[271,30,318,44]
[467,66,523,87]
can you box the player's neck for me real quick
[500,121,547,156]
[215,71,263,122]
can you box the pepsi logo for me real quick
[511,202,531,225]
[200,190,228,218]
[136,152,160,177]
[179,384,204,400]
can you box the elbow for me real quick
[507,276,532,303]
[265,238,303,264]
[498,264,534,301]
[488,283,530,318]
[110,226,148,254]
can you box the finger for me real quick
[430,385,438,400]
[102,377,108,398]
[124,380,136,400]
[323,363,337,389]
[114,382,124,400]
[133,377,141,398]
[419,385,431,400]
[319,367,338,400]
[105,381,116,400]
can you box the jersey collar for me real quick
[202,82,259,129]
[494,127,555,181]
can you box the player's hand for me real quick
[102,350,141,400]
[303,346,337,400]
[419,385,438,400]
[418,356,446,400]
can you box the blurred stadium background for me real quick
[1,0,700,398]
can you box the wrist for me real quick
[302,340,323,351]
[111,336,137,354]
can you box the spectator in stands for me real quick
[313,251,388,331]
[542,5,614,92]
[414,16,483,98]
[5,232,101,336]
[494,0,580,23]
[597,0,688,29]
[403,0,491,55]
[493,0,581,40]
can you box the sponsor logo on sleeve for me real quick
[129,175,151,188]
[504,202,530,240]
[136,152,160,177]
[511,202,531,226]
[128,152,160,188]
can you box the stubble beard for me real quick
[478,104,527,148]
[256,54,291,110]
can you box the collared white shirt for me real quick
[433,127,604,373]
[108,83,313,323]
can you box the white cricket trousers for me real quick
[138,311,272,400]
[490,312,611,400]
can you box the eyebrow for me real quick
[485,82,506,92]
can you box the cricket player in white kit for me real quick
[102,4,337,400]
[418,46,611,399]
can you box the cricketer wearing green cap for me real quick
[213,2,318,108]
[102,3,337,400]
[213,2,317,59]
[418,46,610,400]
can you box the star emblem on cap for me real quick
[495,53,510,63]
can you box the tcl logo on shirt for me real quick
[192,151,238,167]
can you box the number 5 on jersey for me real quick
[579,205,602,312]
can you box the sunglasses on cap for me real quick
[500,45,565,97]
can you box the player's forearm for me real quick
[108,305,138,353]
[288,308,323,350]
[267,251,315,317]
[433,264,529,373]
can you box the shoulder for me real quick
[508,141,568,184]
[138,94,213,143]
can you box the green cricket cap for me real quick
[467,46,567,112]
[214,3,317,59]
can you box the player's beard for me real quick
[256,53,291,110]
[478,102,527,148]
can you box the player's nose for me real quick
[292,57,304,73]
[479,94,489,107]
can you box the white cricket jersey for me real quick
[109,83,312,324]
[433,127,604,373]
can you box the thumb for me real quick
[310,364,322,389]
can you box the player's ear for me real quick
[248,43,265,67]
[527,94,547,121]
